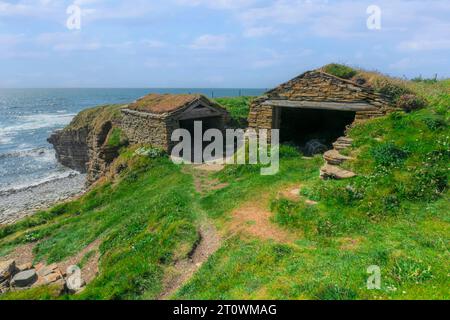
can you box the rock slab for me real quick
[11,269,38,288]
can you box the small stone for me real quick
[0,260,16,282]
[11,269,38,288]
[17,262,33,272]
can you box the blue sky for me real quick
[0,0,449,88]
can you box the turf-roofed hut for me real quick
[248,70,394,151]
[121,94,229,152]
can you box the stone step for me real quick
[333,143,352,151]
[323,149,353,165]
[335,136,353,144]
[320,164,356,180]
[333,137,353,151]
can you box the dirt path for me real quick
[183,163,229,195]
[158,219,221,300]
[157,164,225,300]
[228,199,298,244]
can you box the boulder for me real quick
[11,269,38,288]
[0,260,16,282]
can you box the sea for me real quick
[0,88,265,192]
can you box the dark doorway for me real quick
[178,116,224,162]
[278,108,356,156]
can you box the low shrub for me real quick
[422,115,447,131]
[279,144,302,158]
[370,142,409,167]
[373,78,411,102]
[396,94,427,112]
[322,63,357,79]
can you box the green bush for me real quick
[279,144,302,158]
[422,115,447,131]
[371,142,409,167]
[373,79,411,102]
[396,94,427,112]
[322,63,357,79]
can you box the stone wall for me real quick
[249,71,394,129]
[248,97,273,131]
[121,109,174,151]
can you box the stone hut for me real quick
[248,70,393,150]
[121,94,229,152]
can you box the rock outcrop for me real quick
[0,259,71,294]
[48,128,90,173]
[48,105,127,186]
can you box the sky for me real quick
[0,0,449,88]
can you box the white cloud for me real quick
[398,39,450,51]
[243,26,277,38]
[189,34,229,50]
[176,0,256,10]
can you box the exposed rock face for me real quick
[48,105,126,186]
[48,128,90,173]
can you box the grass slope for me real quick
[0,74,448,300]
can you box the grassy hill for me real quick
[0,67,448,300]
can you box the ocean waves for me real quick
[0,113,76,146]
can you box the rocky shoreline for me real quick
[0,173,86,225]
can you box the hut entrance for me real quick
[179,116,224,162]
[276,107,356,156]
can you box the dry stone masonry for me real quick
[248,70,394,179]
[249,70,394,131]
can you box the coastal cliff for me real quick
[48,104,127,185]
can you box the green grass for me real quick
[322,63,357,79]
[0,149,199,300]
[106,128,124,148]
[0,79,448,300]
[174,80,449,300]
[214,96,253,128]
